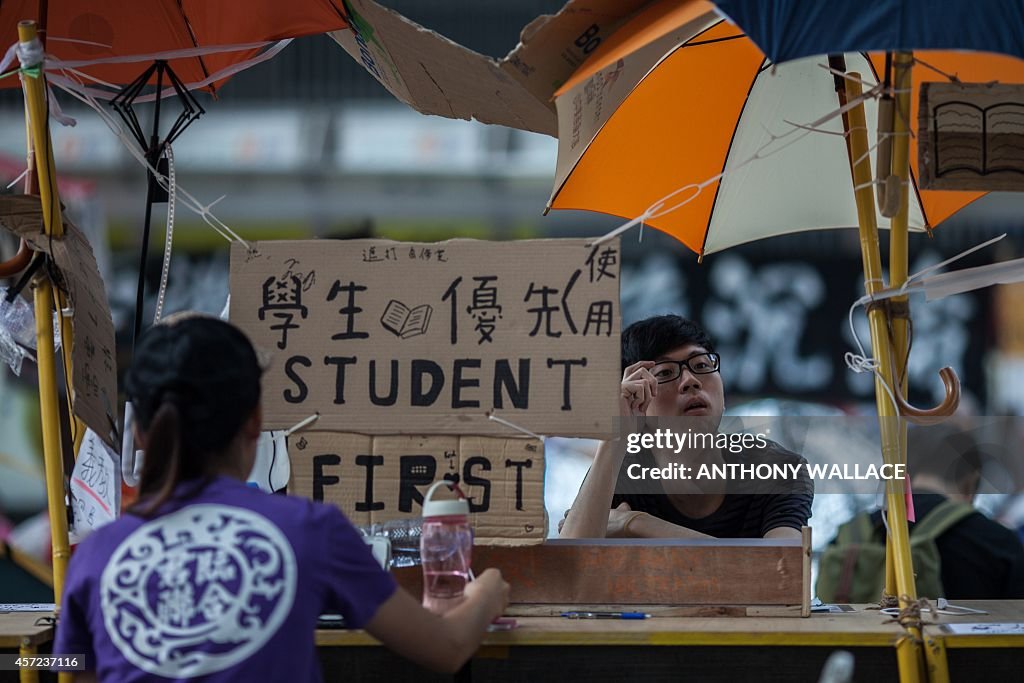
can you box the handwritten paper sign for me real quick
[288,431,545,545]
[229,238,620,438]
[0,195,119,447]
[69,429,120,544]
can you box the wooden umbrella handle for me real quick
[893,366,961,425]
[0,239,32,277]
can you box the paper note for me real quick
[69,429,120,544]
[943,622,1024,635]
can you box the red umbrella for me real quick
[0,1,350,93]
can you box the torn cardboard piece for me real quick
[0,195,119,448]
[502,0,653,106]
[330,0,667,137]
[330,0,557,136]
[228,238,620,439]
[287,431,545,545]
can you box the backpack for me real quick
[816,499,975,603]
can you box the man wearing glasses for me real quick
[560,315,812,540]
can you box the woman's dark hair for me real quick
[125,317,262,515]
[621,315,715,371]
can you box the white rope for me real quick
[152,145,177,323]
[45,40,291,104]
[844,234,1008,421]
[844,292,901,416]
[587,82,883,248]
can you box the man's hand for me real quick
[621,361,657,416]
[607,501,643,538]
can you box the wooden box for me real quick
[394,529,811,617]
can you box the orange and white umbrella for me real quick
[546,0,1024,256]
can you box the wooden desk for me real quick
[318,605,903,649]
[920,600,1024,648]
[0,612,56,683]
[316,604,905,682]
[920,600,1024,683]
[0,612,55,650]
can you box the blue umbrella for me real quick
[714,0,1024,63]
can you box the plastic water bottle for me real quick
[420,480,473,614]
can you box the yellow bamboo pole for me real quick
[845,75,925,683]
[888,51,952,683]
[884,52,912,601]
[18,640,39,683]
[18,19,71,604]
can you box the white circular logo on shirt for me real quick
[100,504,297,677]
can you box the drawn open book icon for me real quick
[934,100,1024,176]
[380,300,433,338]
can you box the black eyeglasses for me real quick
[651,352,721,384]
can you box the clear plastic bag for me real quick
[360,518,424,568]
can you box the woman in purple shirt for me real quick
[55,316,508,682]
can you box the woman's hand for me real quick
[464,568,510,620]
[620,361,657,417]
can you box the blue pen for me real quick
[561,611,650,619]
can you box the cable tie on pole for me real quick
[486,411,543,441]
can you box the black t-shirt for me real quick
[612,440,813,538]
[869,492,1024,600]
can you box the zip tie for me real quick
[46,83,76,127]
[900,234,1006,292]
[5,168,28,189]
[46,36,114,50]
[283,412,320,437]
[487,412,543,441]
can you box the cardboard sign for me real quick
[919,82,1024,191]
[0,195,119,447]
[288,431,545,545]
[229,238,620,439]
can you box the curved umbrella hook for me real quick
[0,239,32,277]
[892,361,961,426]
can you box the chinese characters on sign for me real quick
[230,239,620,438]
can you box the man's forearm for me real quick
[560,440,624,538]
[628,512,714,539]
